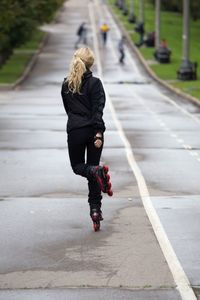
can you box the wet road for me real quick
[0,0,200,299]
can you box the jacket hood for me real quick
[83,69,92,80]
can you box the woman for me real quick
[61,47,113,231]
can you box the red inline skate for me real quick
[90,208,103,232]
[91,165,113,197]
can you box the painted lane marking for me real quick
[162,95,200,125]
[189,152,199,157]
[183,144,192,150]
[89,2,197,300]
[177,139,184,143]
[160,122,166,127]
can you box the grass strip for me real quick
[108,0,200,101]
[0,29,45,84]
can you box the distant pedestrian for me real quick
[100,22,109,46]
[118,36,126,64]
[135,22,145,47]
[75,22,87,49]
[61,47,113,232]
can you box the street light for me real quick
[115,0,128,16]
[117,0,123,9]
[122,0,128,15]
[139,0,145,24]
[182,0,190,65]
[155,0,160,50]
[177,0,197,80]
[129,0,136,23]
[154,0,171,63]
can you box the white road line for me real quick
[177,139,184,143]
[189,152,199,157]
[88,5,103,77]
[160,122,166,127]
[89,2,197,300]
[183,145,192,150]
[171,133,178,138]
[162,94,200,125]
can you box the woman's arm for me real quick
[61,82,69,114]
[90,78,106,134]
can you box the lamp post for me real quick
[154,0,171,63]
[155,0,160,50]
[182,0,190,64]
[129,0,136,23]
[140,0,145,24]
[177,0,197,80]
[122,0,128,15]
[118,0,123,9]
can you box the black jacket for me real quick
[61,70,106,134]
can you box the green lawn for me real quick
[108,0,200,101]
[0,29,45,84]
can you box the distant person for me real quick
[135,22,145,47]
[75,22,87,49]
[135,29,155,48]
[100,22,109,46]
[118,36,126,64]
[61,47,113,232]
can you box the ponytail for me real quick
[66,47,94,94]
[67,56,86,94]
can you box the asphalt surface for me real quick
[0,288,181,300]
[0,0,200,299]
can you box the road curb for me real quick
[107,4,200,108]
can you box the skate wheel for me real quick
[93,222,100,232]
[103,165,109,174]
[92,212,99,222]
[107,190,113,197]
[106,174,110,181]
[107,182,112,189]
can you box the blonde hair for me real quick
[66,47,94,94]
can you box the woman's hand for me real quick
[94,133,103,148]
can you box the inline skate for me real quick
[91,165,113,196]
[90,207,103,232]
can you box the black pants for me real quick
[67,126,103,207]
[102,32,107,45]
[119,49,125,64]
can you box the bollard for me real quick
[154,47,171,63]
[177,61,197,80]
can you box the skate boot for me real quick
[90,165,113,197]
[90,207,103,232]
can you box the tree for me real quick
[0,0,64,66]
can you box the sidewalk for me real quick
[0,0,191,299]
